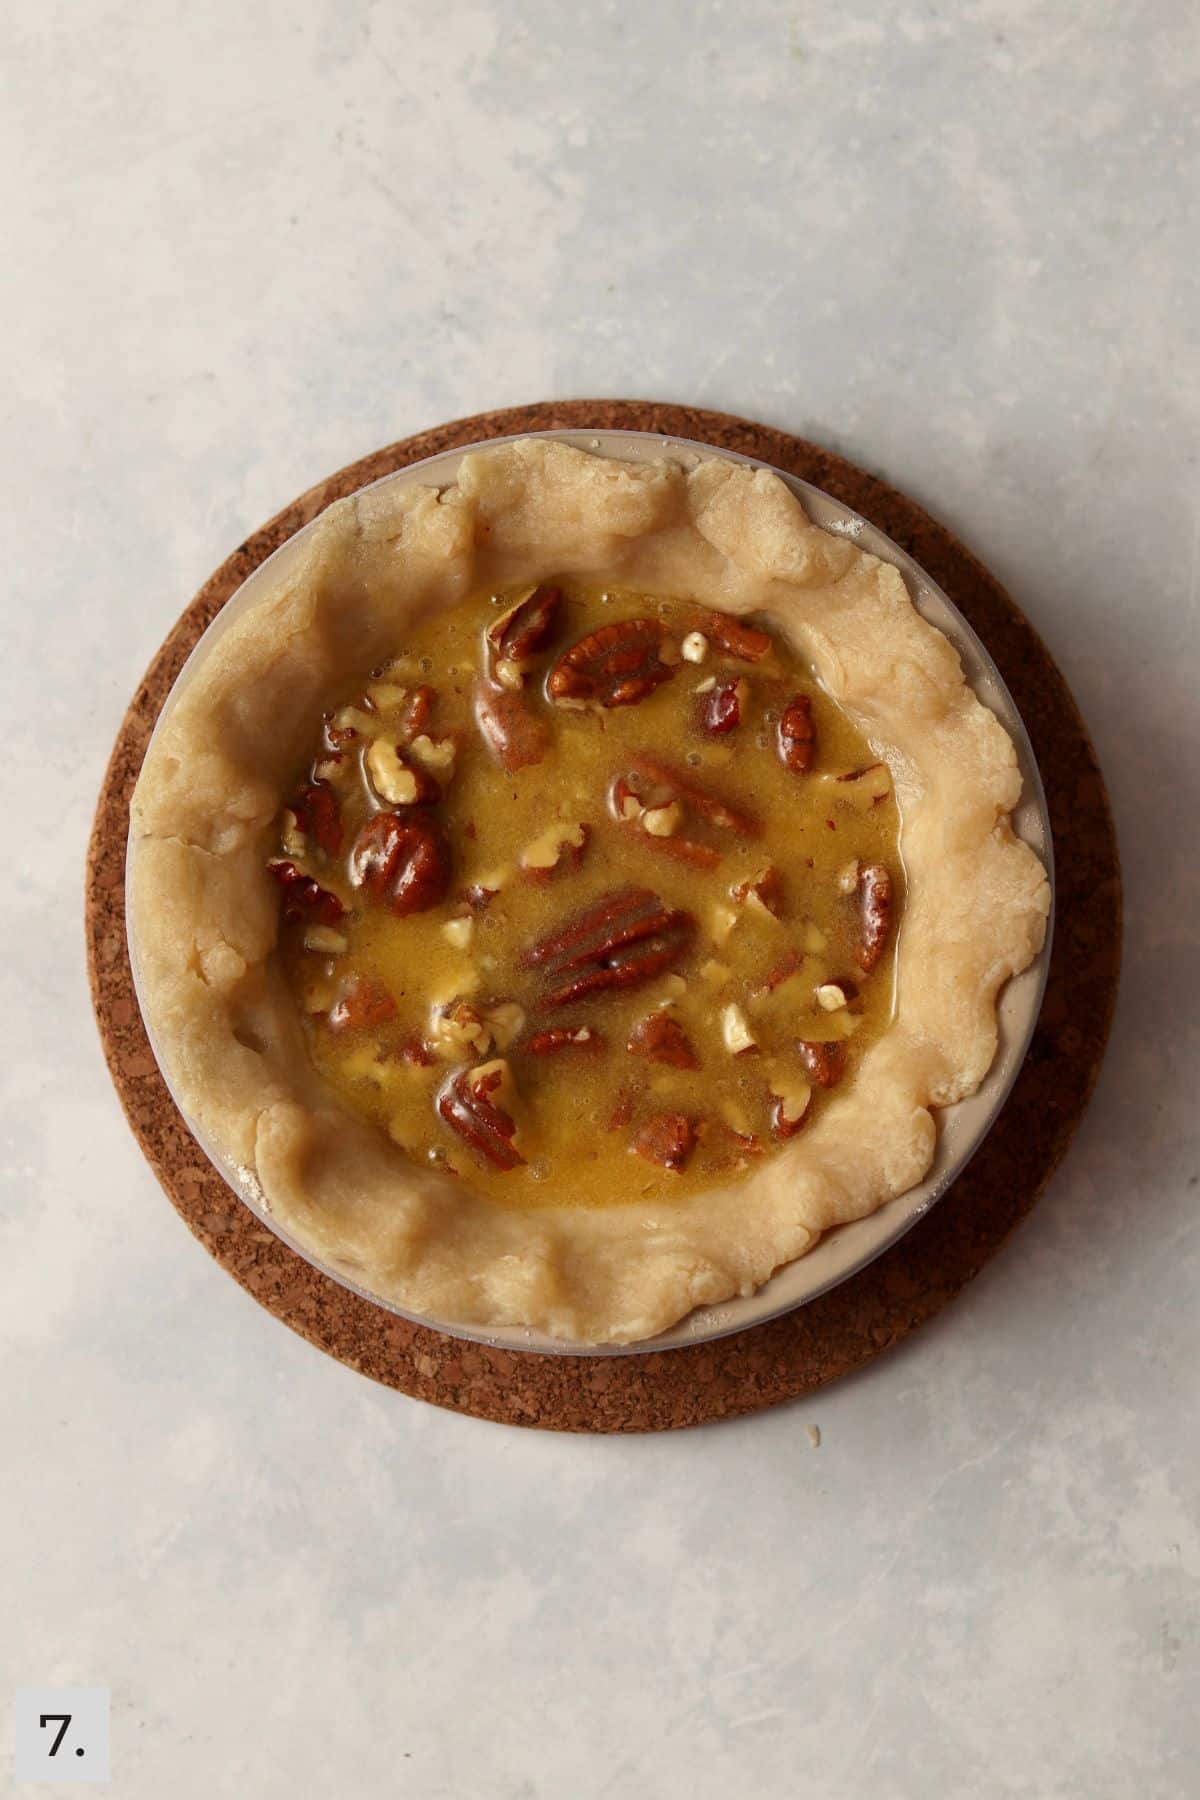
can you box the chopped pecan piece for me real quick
[402,684,436,738]
[323,712,359,750]
[288,781,343,856]
[610,774,643,823]
[267,859,346,926]
[777,694,817,773]
[755,947,804,995]
[857,863,893,973]
[628,753,760,838]
[459,883,498,913]
[364,740,441,806]
[721,1003,757,1055]
[608,771,720,867]
[641,800,682,838]
[526,1025,603,1055]
[729,1128,765,1156]
[328,977,397,1032]
[632,1112,696,1172]
[627,1012,699,1069]
[798,1039,847,1089]
[349,812,451,916]
[607,1088,635,1131]
[473,676,549,772]
[771,1087,811,1140]
[409,733,457,778]
[732,865,785,917]
[700,678,747,736]
[520,821,591,879]
[643,834,722,871]
[396,1032,435,1067]
[837,762,892,799]
[488,585,562,670]
[303,925,347,954]
[709,1115,765,1166]
[468,1058,519,1109]
[437,1067,524,1171]
[691,609,773,662]
[429,1001,492,1061]
[547,618,677,709]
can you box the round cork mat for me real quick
[86,401,1121,1432]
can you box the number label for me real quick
[41,1712,74,1756]
[15,1687,110,1783]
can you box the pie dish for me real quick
[128,436,1050,1346]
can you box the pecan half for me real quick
[288,781,343,856]
[488,584,561,668]
[798,1039,846,1089]
[329,977,397,1032]
[777,694,817,773]
[526,1024,603,1055]
[628,753,760,838]
[267,859,346,926]
[473,676,549,772]
[691,609,773,662]
[349,812,451,916]
[632,1112,696,1172]
[525,886,695,1008]
[542,928,694,1007]
[700,678,747,736]
[525,885,670,970]
[547,619,676,708]
[627,1012,699,1069]
[857,863,893,973]
[437,1068,524,1171]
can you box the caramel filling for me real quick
[272,582,902,1208]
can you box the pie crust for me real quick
[129,440,1050,1344]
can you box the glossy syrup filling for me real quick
[270,581,903,1208]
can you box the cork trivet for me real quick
[86,402,1121,1432]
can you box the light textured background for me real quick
[3,2,1197,1795]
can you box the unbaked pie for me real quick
[129,439,1049,1343]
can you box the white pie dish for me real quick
[127,429,1054,1356]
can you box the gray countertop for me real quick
[3,3,1196,1795]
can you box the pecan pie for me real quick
[129,439,1049,1344]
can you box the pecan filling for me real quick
[271,581,903,1204]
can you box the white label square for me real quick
[13,1688,110,1785]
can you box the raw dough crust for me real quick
[129,440,1050,1344]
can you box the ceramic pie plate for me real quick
[124,428,1055,1356]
